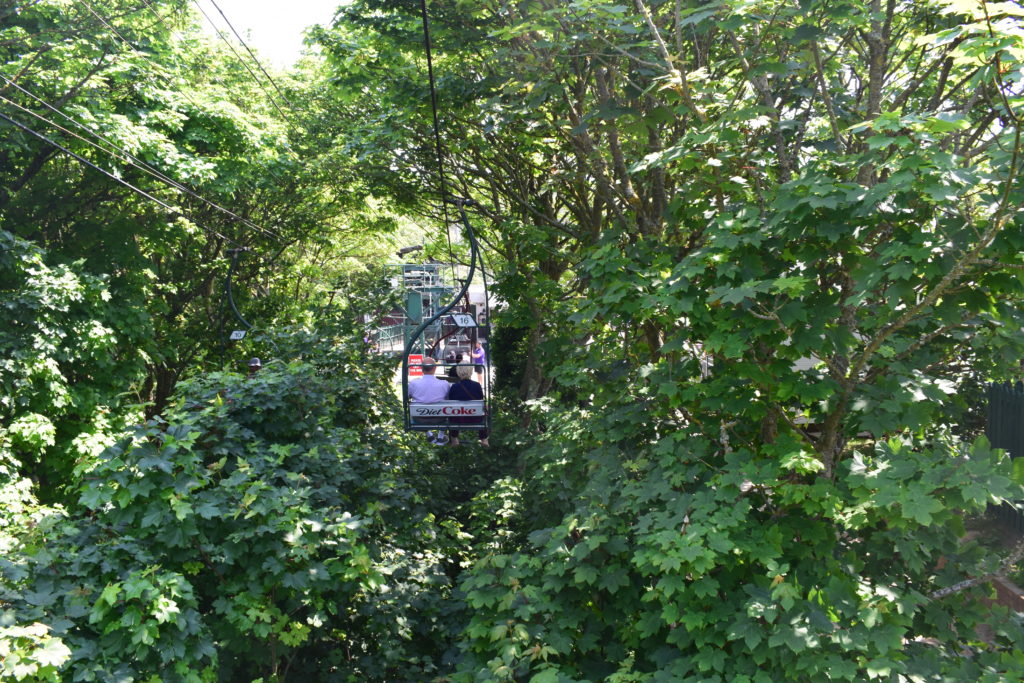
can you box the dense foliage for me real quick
[322,0,1024,679]
[0,230,149,497]
[3,0,1024,680]
[1,333,523,681]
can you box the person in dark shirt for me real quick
[448,365,488,447]
[447,353,464,380]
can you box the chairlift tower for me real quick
[374,263,459,355]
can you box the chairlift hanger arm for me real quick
[224,248,281,354]
[225,248,253,331]
[403,0,489,430]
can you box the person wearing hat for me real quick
[247,358,262,375]
[447,352,464,380]
[408,358,450,444]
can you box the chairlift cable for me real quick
[225,248,253,331]
[221,247,281,354]
[0,79,282,240]
[0,83,283,242]
[0,109,243,248]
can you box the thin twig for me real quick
[811,41,845,152]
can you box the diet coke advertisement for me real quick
[410,401,485,418]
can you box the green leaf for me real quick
[573,565,599,585]
[530,670,560,683]
[771,276,808,295]
[901,494,943,525]
[792,24,824,42]
[99,582,121,606]
[1011,458,1024,486]
[34,638,71,668]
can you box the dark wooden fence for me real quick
[988,381,1024,532]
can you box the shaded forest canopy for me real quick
[3,0,1024,680]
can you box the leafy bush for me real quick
[0,479,72,682]
[453,417,1024,681]
[1,351,466,681]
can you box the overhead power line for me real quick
[0,109,243,248]
[206,0,293,108]
[0,76,282,241]
[189,0,294,125]
[79,0,143,50]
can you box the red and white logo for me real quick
[410,402,485,417]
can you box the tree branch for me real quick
[811,41,845,152]
[850,122,1021,382]
[930,540,1024,600]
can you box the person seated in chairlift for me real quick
[408,358,449,444]
[447,365,489,447]
[447,352,464,380]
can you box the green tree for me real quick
[1,0,402,417]
[0,230,150,496]
[321,0,1024,678]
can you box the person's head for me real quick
[456,365,474,380]
[421,358,437,375]
[247,357,262,374]
[475,341,482,349]
[455,353,463,362]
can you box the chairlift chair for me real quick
[401,201,491,434]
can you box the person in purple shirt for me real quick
[471,341,486,381]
